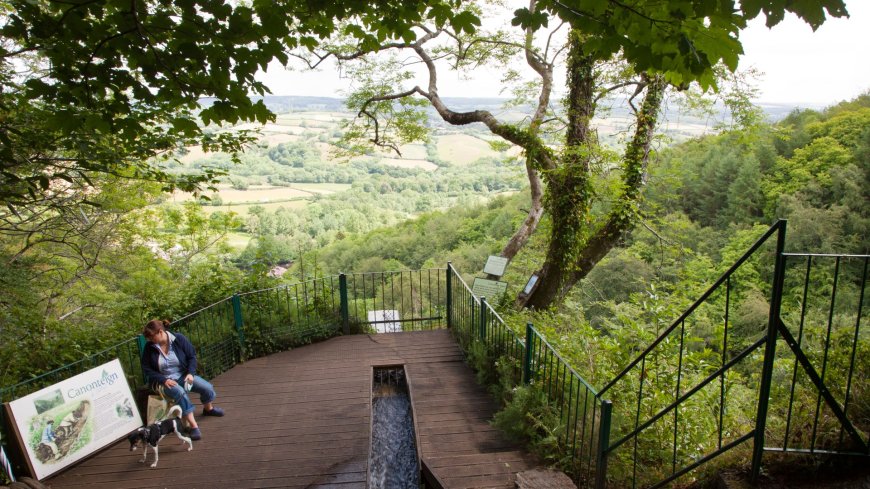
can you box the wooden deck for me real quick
[46,330,540,488]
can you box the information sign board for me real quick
[367,310,402,333]
[472,278,508,300]
[522,274,539,295]
[482,256,509,277]
[4,359,141,480]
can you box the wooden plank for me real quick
[43,330,539,489]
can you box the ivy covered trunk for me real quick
[518,32,665,310]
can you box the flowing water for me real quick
[368,368,419,489]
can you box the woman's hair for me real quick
[143,319,170,338]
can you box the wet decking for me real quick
[46,330,539,488]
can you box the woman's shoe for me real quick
[202,407,224,417]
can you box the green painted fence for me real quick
[3,224,867,487]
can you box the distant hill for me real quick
[229,95,813,122]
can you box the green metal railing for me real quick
[345,269,446,332]
[236,276,343,358]
[446,264,609,487]
[0,268,448,482]
[3,231,867,487]
[593,221,868,488]
[591,222,789,488]
[770,252,869,456]
[448,223,867,488]
[160,297,240,381]
[1,338,144,408]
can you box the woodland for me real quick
[0,0,865,484]
[3,91,867,405]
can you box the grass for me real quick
[396,143,428,160]
[275,112,346,123]
[259,133,300,145]
[171,187,310,204]
[435,133,501,165]
[225,231,252,250]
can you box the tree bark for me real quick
[498,163,544,263]
[517,33,665,309]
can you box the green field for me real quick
[173,184,351,204]
[166,112,521,239]
[225,231,252,249]
[435,133,502,165]
[177,112,518,172]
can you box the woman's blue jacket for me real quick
[140,331,198,387]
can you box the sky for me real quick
[738,1,869,106]
[258,1,870,108]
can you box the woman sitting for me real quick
[140,319,224,441]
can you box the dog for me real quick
[127,405,193,467]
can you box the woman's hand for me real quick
[165,379,178,388]
[184,374,194,384]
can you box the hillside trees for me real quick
[297,0,847,309]
[0,0,480,207]
[644,95,870,256]
[1,0,482,369]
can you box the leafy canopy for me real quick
[513,0,848,89]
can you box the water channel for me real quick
[368,367,420,489]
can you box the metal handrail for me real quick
[4,236,867,488]
[600,220,786,396]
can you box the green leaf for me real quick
[449,10,481,34]
[511,8,549,31]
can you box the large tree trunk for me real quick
[517,33,665,309]
[516,31,595,308]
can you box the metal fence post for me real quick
[339,273,350,335]
[446,262,453,329]
[751,220,787,481]
[595,400,613,489]
[136,334,147,383]
[523,323,534,385]
[479,297,488,341]
[136,334,146,357]
[231,293,246,360]
[469,295,476,340]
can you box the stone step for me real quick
[515,468,577,489]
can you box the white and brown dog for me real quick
[127,405,192,467]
